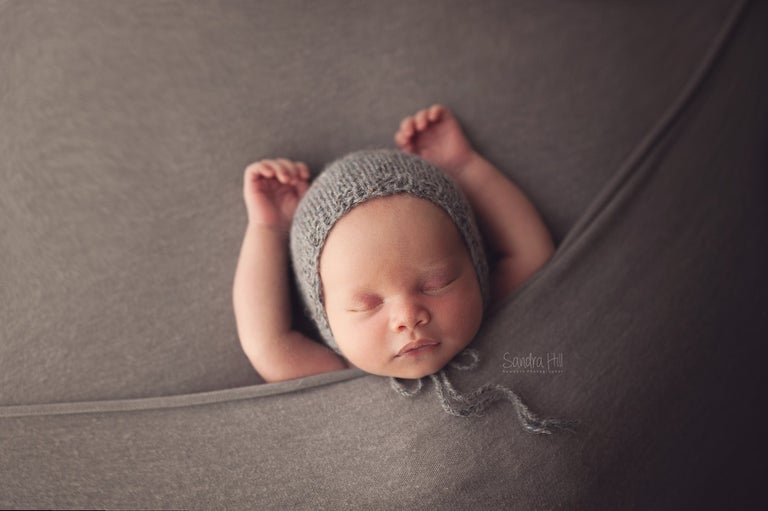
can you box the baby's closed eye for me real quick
[347,294,383,313]
[420,272,458,294]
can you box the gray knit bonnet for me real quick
[289,149,489,352]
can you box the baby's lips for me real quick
[396,339,439,357]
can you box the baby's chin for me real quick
[389,367,441,379]
[347,353,455,380]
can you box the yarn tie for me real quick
[390,349,575,435]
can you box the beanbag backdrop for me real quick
[1,0,765,508]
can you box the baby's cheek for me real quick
[451,286,484,340]
[331,316,387,371]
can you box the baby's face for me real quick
[319,194,483,379]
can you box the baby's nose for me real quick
[389,297,430,332]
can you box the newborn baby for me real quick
[234,105,554,382]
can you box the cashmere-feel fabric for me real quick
[290,149,489,351]
[1,0,764,509]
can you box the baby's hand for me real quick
[243,159,310,232]
[394,104,476,178]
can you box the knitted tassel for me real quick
[390,349,575,435]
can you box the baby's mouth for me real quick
[395,339,440,358]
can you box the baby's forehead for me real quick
[320,194,469,275]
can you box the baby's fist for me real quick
[243,159,310,231]
[394,104,475,177]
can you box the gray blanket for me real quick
[1,0,765,508]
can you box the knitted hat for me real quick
[290,149,489,352]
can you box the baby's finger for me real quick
[399,116,416,139]
[428,104,444,122]
[296,162,310,181]
[414,109,429,131]
[245,161,273,180]
[279,158,306,183]
[272,160,294,184]
[394,129,411,148]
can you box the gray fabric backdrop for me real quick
[1,0,765,508]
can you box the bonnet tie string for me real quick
[389,349,575,435]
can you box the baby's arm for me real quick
[233,160,347,382]
[395,105,554,302]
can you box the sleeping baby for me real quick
[233,105,569,433]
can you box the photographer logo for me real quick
[502,352,564,374]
